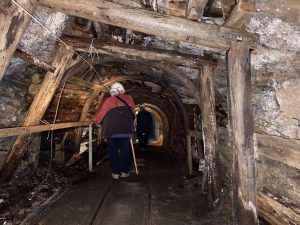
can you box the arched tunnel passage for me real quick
[32,79,216,225]
[134,103,165,147]
[1,0,298,222]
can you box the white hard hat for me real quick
[110,82,125,96]
[139,103,145,109]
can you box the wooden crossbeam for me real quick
[14,49,56,72]
[0,121,91,138]
[0,0,33,82]
[32,0,258,51]
[63,35,216,67]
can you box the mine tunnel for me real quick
[0,0,299,224]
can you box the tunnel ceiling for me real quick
[3,0,230,117]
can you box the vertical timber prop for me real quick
[199,65,220,207]
[227,42,257,225]
[0,45,74,184]
[0,0,33,82]
[73,91,105,154]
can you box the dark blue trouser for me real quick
[107,138,131,174]
[137,132,148,150]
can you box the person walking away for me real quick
[94,83,135,179]
[136,104,153,151]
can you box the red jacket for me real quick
[95,94,136,138]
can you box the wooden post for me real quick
[227,42,257,225]
[199,65,220,207]
[88,124,93,172]
[74,91,105,153]
[186,134,192,176]
[0,45,74,184]
[28,133,41,168]
[0,0,33,82]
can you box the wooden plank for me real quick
[227,42,257,224]
[256,155,300,207]
[257,192,300,225]
[256,133,300,170]
[223,0,255,29]
[63,35,216,67]
[0,0,33,82]
[0,121,91,138]
[14,49,56,72]
[199,65,219,207]
[0,45,74,184]
[31,0,258,51]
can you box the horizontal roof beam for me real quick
[63,35,216,68]
[32,0,258,51]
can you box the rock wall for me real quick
[0,79,28,166]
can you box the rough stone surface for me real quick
[18,7,68,63]
[246,0,300,138]
[0,80,27,154]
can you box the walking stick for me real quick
[130,138,138,175]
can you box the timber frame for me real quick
[0,1,258,225]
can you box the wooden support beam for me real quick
[14,49,56,72]
[88,124,93,172]
[227,42,257,225]
[31,0,257,51]
[0,45,74,184]
[0,0,33,82]
[73,91,104,153]
[63,35,216,67]
[0,121,91,138]
[186,134,193,176]
[199,65,219,207]
[257,133,300,170]
[27,133,41,168]
[257,192,300,225]
[223,0,255,29]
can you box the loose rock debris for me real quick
[0,156,90,225]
